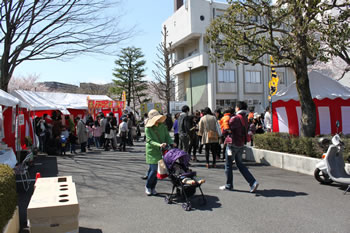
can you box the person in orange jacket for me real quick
[219,108,235,159]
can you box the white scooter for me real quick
[314,136,337,184]
[314,121,342,185]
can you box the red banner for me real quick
[88,100,125,109]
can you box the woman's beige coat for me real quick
[198,114,220,144]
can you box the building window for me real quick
[218,69,235,83]
[277,72,285,84]
[215,9,225,18]
[245,71,261,83]
[250,16,258,23]
[216,99,236,109]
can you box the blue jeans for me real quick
[94,136,100,148]
[225,145,256,189]
[146,164,158,189]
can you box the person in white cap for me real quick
[144,109,175,196]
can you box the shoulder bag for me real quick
[206,116,218,141]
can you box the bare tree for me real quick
[8,74,48,92]
[0,0,133,91]
[151,25,177,113]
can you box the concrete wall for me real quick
[164,3,192,46]
[244,147,350,176]
[185,67,208,111]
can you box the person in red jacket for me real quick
[219,101,259,193]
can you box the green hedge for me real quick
[254,133,350,161]
[0,164,17,232]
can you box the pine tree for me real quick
[110,47,150,112]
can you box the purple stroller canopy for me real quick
[163,148,190,170]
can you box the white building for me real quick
[163,0,296,113]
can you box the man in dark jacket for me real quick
[220,101,259,193]
[177,105,191,152]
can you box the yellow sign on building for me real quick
[140,103,162,115]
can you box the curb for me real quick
[244,147,350,176]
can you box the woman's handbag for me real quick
[131,126,137,138]
[157,159,168,179]
[205,117,218,141]
[208,130,218,141]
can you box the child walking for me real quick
[69,131,78,154]
[60,126,69,155]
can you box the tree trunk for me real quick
[127,81,131,106]
[132,76,136,114]
[165,78,170,114]
[294,64,316,137]
[1,49,11,92]
[0,71,10,92]
[127,62,131,106]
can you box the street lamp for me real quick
[187,61,193,114]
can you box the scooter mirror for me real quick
[336,120,340,129]
[332,134,341,146]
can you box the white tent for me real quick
[0,89,19,107]
[11,90,69,113]
[36,92,112,110]
[273,71,350,101]
[272,71,350,135]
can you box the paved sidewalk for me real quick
[19,141,350,233]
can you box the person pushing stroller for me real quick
[144,109,175,196]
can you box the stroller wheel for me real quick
[164,195,173,204]
[176,188,181,197]
[182,202,191,211]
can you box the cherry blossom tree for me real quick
[310,57,350,81]
[8,74,48,92]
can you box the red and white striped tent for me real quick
[272,71,350,136]
[0,90,33,152]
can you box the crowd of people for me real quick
[32,102,271,195]
[150,104,272,167]
[143,101,272,195]
[33,110,141,155]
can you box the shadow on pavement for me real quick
[192,194,221,211]
[323,183,350,192]
[79,227,103,233]
[255,189,308,197]
[154,193,221,211]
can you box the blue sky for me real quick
[13,0,227,86]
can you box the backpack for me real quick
[237,114,251,144]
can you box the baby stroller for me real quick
[162,147,206,211]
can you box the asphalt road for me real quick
[31,141,350,233]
